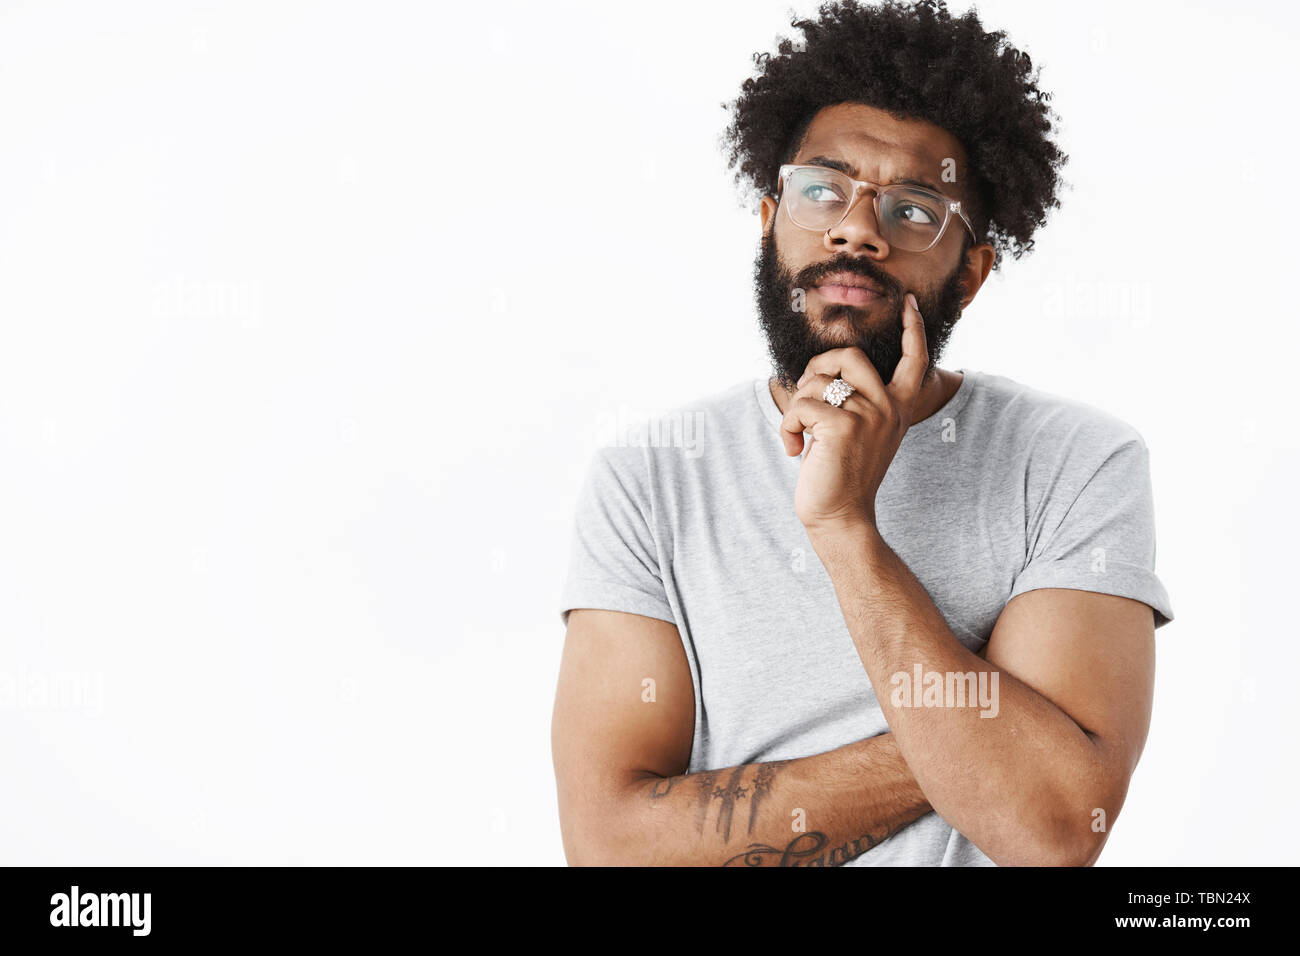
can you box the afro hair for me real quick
[721,0,1068,269]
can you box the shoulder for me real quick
[581,377,765,484]
[966,369,1148,462]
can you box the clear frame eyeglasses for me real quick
[776,163,976,253]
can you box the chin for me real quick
[812,306,888,338]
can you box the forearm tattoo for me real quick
[644,757,907,865]
[647,759,797,841]
[721,822,901,867]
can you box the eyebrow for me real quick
[803,155,947,195]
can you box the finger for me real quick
[890,292,929,399]
[779,420,804,457]
[797,347,889,410]
[779,394,849,456]
[777,387,817,456]
[793,372,871,417]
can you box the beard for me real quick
[754,226,967,389]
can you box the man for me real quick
[551,0,1173,866]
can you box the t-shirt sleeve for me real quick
[1008,435,1174,629]
[558,447,676,629]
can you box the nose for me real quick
[824,184,891,258]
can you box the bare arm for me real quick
[812,524,1155,867]
[551,607,933,866]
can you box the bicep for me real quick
[551,609,694,851]
[984,588,1155,779]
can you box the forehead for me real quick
[794,102,966,178]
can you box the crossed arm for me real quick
[809,523,1157,866]
[551,566,1155,866]
[551,608,933,867]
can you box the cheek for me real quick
[886,259,942,298]
[774,222,822,271]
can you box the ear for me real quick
[759,194,778,235]
[959,242,996,309]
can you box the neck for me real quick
[769,366,962,426]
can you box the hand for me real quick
[779,292,930,535]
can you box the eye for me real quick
[801,183,847,204]
[892,202,940,225]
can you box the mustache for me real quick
[796,257,902,302]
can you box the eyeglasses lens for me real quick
[784,168,948,252]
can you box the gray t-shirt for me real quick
[558,368,1174,866]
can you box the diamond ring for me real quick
[822,377,855,407]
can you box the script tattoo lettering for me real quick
[720,823,900,867]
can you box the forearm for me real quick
[573,733,931,866]
[812,523,1112,866]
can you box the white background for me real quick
[1,0,1295,865]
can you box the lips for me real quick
[815,271,885,294]
[813,272,885,306]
